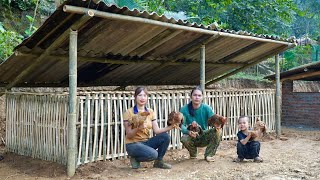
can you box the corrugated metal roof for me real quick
[0,0,296,88]
[265,61,320,81]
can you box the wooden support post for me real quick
[200,44,205,93]
[67,29,78,177]
[275,54,281,138]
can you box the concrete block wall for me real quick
[282,80,320,128]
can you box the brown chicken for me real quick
[207,114,227,128]
[129,111,150,129]
[187,121,203,136]
[167,111,183,129]
[249,119,267,141]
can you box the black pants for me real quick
[0,155,4,161]
[237,141,260,159]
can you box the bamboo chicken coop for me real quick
[0,0,295,177]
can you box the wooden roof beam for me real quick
[15,51,245,66]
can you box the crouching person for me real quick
[180,86,223,162]
[123,87,175,169]
[235,116,263,163]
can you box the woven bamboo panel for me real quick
[6,93,68,165]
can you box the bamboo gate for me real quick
[6,89,275,167]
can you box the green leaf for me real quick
[26,15,34,23]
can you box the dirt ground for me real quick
[0,127,320,180]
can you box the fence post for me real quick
[67,29,78,177]
[275,54,281,137]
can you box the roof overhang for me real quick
[265,61,320,81]
[0,0,296,88]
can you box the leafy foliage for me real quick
[282,46,312,71]
[0,23,23,62]
[292,0,320,39]
[0,0,38,11]
[135,0,298,36]
[24,15,38,37]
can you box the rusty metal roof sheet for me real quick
[0,0,296,88]
[265,61,320,81]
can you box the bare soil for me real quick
[0,127,320,180]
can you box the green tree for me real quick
[291,0,320,39]
[135,0,298,36]
[0,23,23,62]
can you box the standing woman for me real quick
[123,87,174,169]
[180,86,222,162]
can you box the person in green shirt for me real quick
[180,86,222,162]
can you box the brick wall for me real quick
[282,80,320,128]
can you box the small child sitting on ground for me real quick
[234,116,263,163]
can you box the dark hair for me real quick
[190,86,203,96]
[238,116,249,123]
[134,87,148,98]
[188,86,203,117]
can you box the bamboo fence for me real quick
[6,93,69,165]
[5,89,275,166]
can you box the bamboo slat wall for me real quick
[6,93,69,165]
[76,89,275,166]
[5,89,275,166]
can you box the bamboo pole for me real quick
[92,94,98,161]
[89,96,94,162]
[84,95,90,163]
[67,29,78,177]
[98,94,104,159]
[78,98,84,165]
[103,94,108,160]
[275,54,281,137]
[200,45,206,97]
[107,94,111,160]
[63,5,295,46]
